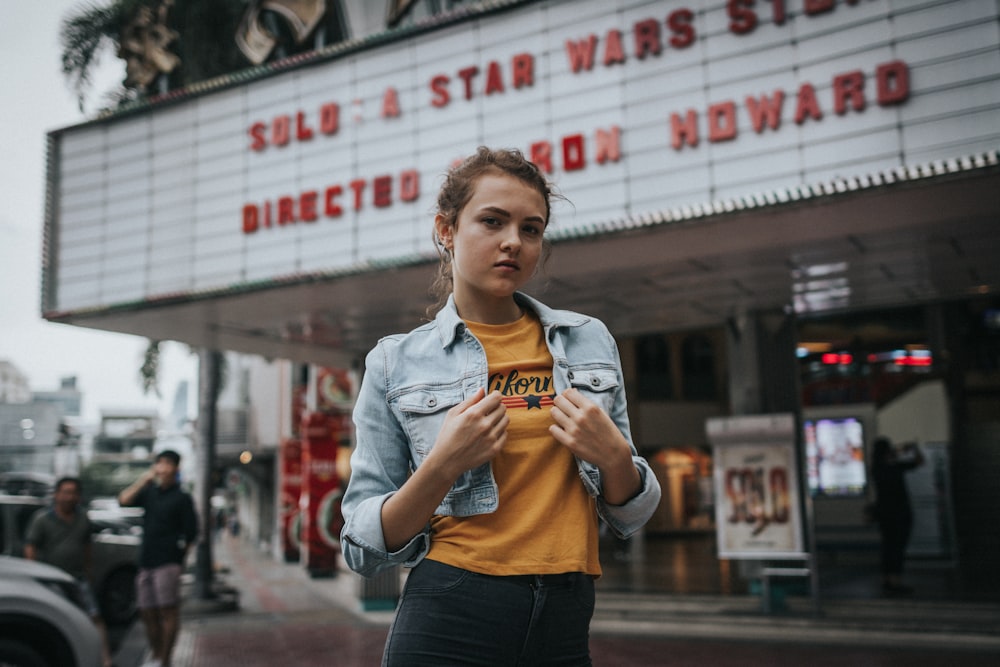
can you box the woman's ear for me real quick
[434,214,453,250]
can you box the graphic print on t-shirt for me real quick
[487,368,555,411]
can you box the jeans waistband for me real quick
[500,572,587,587]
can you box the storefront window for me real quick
[682,334,717,401]
[636,335,672,399]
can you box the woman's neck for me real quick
[453,291,522,324]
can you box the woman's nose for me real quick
[500,224,520,252]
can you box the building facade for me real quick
[42,0,1000,596]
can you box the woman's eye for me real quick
[482,216,501,226]
[522,224,543,236]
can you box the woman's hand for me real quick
[550,388,641,505]
[381,388,507,551]
[425,388,509,482]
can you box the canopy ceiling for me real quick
[45,158,1000,367]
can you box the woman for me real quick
[341,147,661,666]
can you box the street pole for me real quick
[194,348,220,599]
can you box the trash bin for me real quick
[359,565,401,611]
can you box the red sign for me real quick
[299,412,346,577]
[278,438,303,562]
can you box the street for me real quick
[110,534,1000,667]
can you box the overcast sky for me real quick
[0,1,197,425]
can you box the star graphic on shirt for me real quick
[525,394,543,409]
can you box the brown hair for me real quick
[428,146,558,313]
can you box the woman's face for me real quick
[436,172,546,322]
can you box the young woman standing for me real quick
[341,147,661,666]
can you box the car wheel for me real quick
[0,638,48,667]
[99,567,137,626]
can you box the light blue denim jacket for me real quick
[340,292,662,577]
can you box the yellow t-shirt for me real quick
[426,311,601,577]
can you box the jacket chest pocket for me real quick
[566,366,619,413]
[397,387,464,458]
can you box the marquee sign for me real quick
[45,0,998,314]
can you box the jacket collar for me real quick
[433,292,588,348]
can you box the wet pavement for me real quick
[111,533,1000,666]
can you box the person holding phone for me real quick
[118,450,198,667]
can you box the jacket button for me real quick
[590,376,601,386]
[567,371,575,380]
[427,398,437,407]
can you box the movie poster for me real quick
[708,414,804,559]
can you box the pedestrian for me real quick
[24,476,115,667]
[118,450,198,667]
[341,146,662,666]
[871,436,925,596]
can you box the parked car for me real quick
[0,472,55,499]
[0,494,140,626]
[0,555,102,667]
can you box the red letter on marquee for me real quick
[667,9,695,49]
[727,0,757,35]
[349,179,366,211]
[833,70,866,115]
[272,116,290,147]
[457,66,479,100]
[277,196,296,225]
[530,141,553,173]
[708,101,738,142]
[296,111,314,141]
[670,110,699,150]
[595,126,621,164]
[373,176,393,208]
[566,35,598,73]
[248,122,267,151]
[430,75,450,107]
[484,61,505,96]
[300,191,318,222]
[634,19,661,59]
[794,83,823,124]
[382,88,401,118]
[877,60,910,106]
[603,29,626,67]
[745,91,785,133]
[512,53,534,89]
[324,185,343,217]
[772,0,786,25]
[242,204,259,233]
[563,135,586,171]
[320,103,340,135]
[399,170,420,202]
[804,0,835,16]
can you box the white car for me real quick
[0,555,102,667]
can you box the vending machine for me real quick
[278,437,303,562]
[299,412,346,577]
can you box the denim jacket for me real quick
[340,292,661,577]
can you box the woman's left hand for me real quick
[549,388,629,468]
[550,388,642,505]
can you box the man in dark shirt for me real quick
[26,477,114,667]
[119,450,198,667]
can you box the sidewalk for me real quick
[117,535,1000,666]
[204,536,1000,647]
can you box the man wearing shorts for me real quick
[119,450,198,667]
[26,476,115,667]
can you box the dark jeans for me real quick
[383,559,595,667]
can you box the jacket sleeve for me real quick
[594,323,662,539]
[340,341,430,577]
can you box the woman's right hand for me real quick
[381,388,508,552]
[425,388,509,482]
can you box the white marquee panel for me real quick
[45,0,1000,314]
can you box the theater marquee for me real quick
[45,0,993,315]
